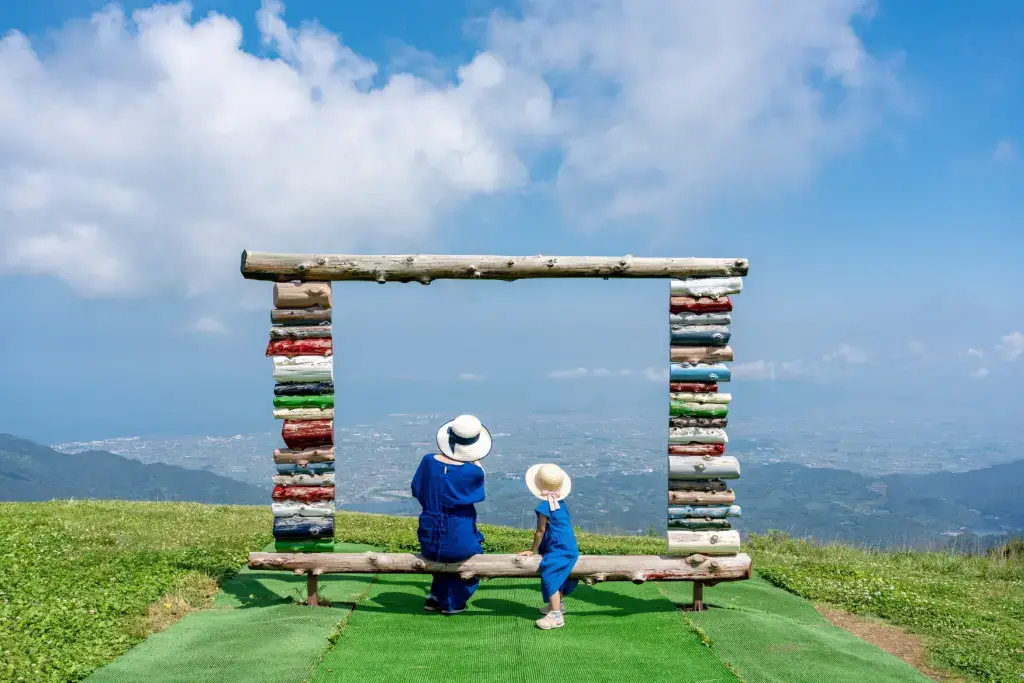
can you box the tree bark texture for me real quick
[273,407,335,421]
[270,325,333,340]
[273,447,336,463]
[668,490,736,505]
[270,307,332,325]
[666,530,741,555]
[273,282,333,309]
[670,346,734,363]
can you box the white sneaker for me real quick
[535,612,564,630]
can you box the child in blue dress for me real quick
[517,463,579,630]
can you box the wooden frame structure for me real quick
[243,250,751,611]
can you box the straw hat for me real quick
[435,414,492,463]
[525,463,572,501]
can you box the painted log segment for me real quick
[666,530,741,555]
[670,346,734,363]
[667,519,732,530]
[272,356,333,383]
[273,447,335,464]
[271,473,336,487]
[273,282,333,309]
[273,394,334,409]
[668,505,742,519]
[670,382,718,393]
[670,296,732,314]
[669,455,740,480]
[273,407,335,421]
[270,307,332,325]
[272,485,335,503]
[669,402,728,418]
[274,381,334,396]
[668,428,728,445]
[241,251,750,282]
[282,420,333,449]
[670,277,743,297]
[670,312,732,326]
[265,338,333,357]
[669,417,728,428]
[273,515,335,539]
[668,443,726,456]
[668,490,736,505]
[670,325,731,347]
[670,363,731,383]
[248,551,753,583]
[270,325,333,340]
[670,393,731,404]
[275,539,334,553]
[276,462,335,475]
[271,501,335,517]
[669,480,728,493]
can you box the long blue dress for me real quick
[410,454,486,612]
[536,500,579,603]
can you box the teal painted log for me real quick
[273,394,334,409]
[670,277,743,297]
[670,363,731,383]
[669,392,731,404]
[668,505,742,519]
[670,325,730,346]
[670,312,731,326]
[668,427,728,445]
[274,539,334,553]
[668,455,740,480]
[667,518,733,530]
[670,401,728,418]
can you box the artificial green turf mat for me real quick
[309,575,740,683]
[657,577,932,683]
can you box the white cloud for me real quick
[993,138,1018,164]
[970,367,989,379]
[457,372,486,381]
[822,343,867,364]
[0,0,898,297]
[549,367,591,379]
[996,331,1024,361]
[732,359,804,381]
[962,348,985,358]
[190,316,227,334]
[548,367,642,379]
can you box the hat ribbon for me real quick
[541,489,560,511]
[448,427,480,455]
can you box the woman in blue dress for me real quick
[518,463,579,630]
[410,414,492,615]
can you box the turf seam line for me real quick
[300,573,381,683]
[654,583,746,683]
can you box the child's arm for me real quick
[517,514,547,556]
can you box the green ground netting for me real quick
[657,577,933,683]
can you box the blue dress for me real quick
[410,454,486,612]
[536,500,579,603]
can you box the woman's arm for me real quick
[410,456,427,502]
[518,514,547,556]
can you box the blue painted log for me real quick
[274,381,334,396]
[668,455,740,480]
[276,462,336,475]
[668,505,742,519]
[670,277,743,297]
[670,325,731,346]
[273,515,335,540]
[670,363,731,383]
[670,312,732,326]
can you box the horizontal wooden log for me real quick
[667,519,732,531]
[273,407,335,421]
[276,462,335,475]
[670,312,732,326]
[670,363,731,383]
[273,447,335,464]
[671,325,731,346]
[668,480,728,493]
[669,382,718,393]
[670,277,743,297]
[272,485,335,503]
[667,530,740,555]
[271,473,336,487]
[670,346,734,363]
[670,402,728,418]
[668,489,736,505]
[273,282,333,309]
[273,515,335,539]
[670,392,731,404]
[271,307,332,325]
[275,539,334,553]
[272,501,335,517]
[669,455,740,480]
[248,551,753,583]
[241,251,750,283]
[669,417,728,428]
[670,296,732,314]
[668,505,742,519]
[273,394,334,409]
[272,356,333,383]
[668,443,726,456]
[270,325,333,340]
[282,420,333,449]
[668,428,728,445]
[274,381,334,396]
[265,338,333,357]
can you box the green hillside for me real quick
[0,501,1021,683]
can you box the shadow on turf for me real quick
[218,572,375,609]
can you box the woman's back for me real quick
[412,454,485,513]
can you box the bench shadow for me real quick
[218,571,375,609]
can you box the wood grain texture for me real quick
[670,325,731,346]
[670,312,732,326]
[670,346,734,363]
[667,519,733,530]
[670,277,743,297]
[668,505,742,519]
[669,392,732,404]
[271,485,335,503]
[270,307,331,325]
[668,490,736,505]
[273,282,332,309]
[273,394,334,409]
[670,296,732,314]
[669,417,728,428]
[273,381,334,396]
[273,515,335,539]
[668,443,726,456]
[668,480,728,493]
[670,363,731,383]
[265,338,333,357]
[248,551,752,583]
[668,427,728,445]
[241,251,750,282]
[666,530,741,555]
[275,462,335,475]
[271,473,336,487]
[273,447,336,463]
[669,455,740,480]
[669,382,718,393]
[272,355,333,383]
[270,325,333,340]
[274,539,334,553]
[273,407,335,421]
[271,501,335,517]
[670,402,728,418]
[281,420,333,449]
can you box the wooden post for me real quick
[307,572,319,607]
[691,581,705,611]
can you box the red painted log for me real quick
[669,296,732,314]
[265,338,333,357]
[272,485,335,503]
[669,382,718,393]
[282,420,333,450]
[668,443,726,456]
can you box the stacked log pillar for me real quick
[267,281,335,604]
[666,276,746,610]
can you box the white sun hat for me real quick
[436,414,492,463]
[525,463,572,510]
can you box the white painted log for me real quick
[240,251,750,283]
[670,312,732,326]
[667,530,741,555]
[271,502,336,517]
[669,455,741,480]
[272,408,335,421]
[669,392,732,404]
[271,473,336,487]
[670,277,743,297]
[668,428,728,445]
[273,282,332,309]
[272,355,333,383]
[247,551,752,583]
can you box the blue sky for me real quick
[0,1,1022,443]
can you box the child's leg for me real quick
[549,590,562,612]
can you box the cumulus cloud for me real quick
[0,0,899,298]
[822,343,867,364]
[996,331,1024,361]
[962,348,985,358]
[731,359,804,381]
[993,139,1019,164]
[190,316,227,334]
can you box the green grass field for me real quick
[0,501,1021,683]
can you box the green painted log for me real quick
[667,518,733,530]
[274,539,335,553]
[273,394,335,409]
[670,401,728,418]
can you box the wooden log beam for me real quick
[241,251,750,283]
[247,551,752,583]
[274,282,332,309]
